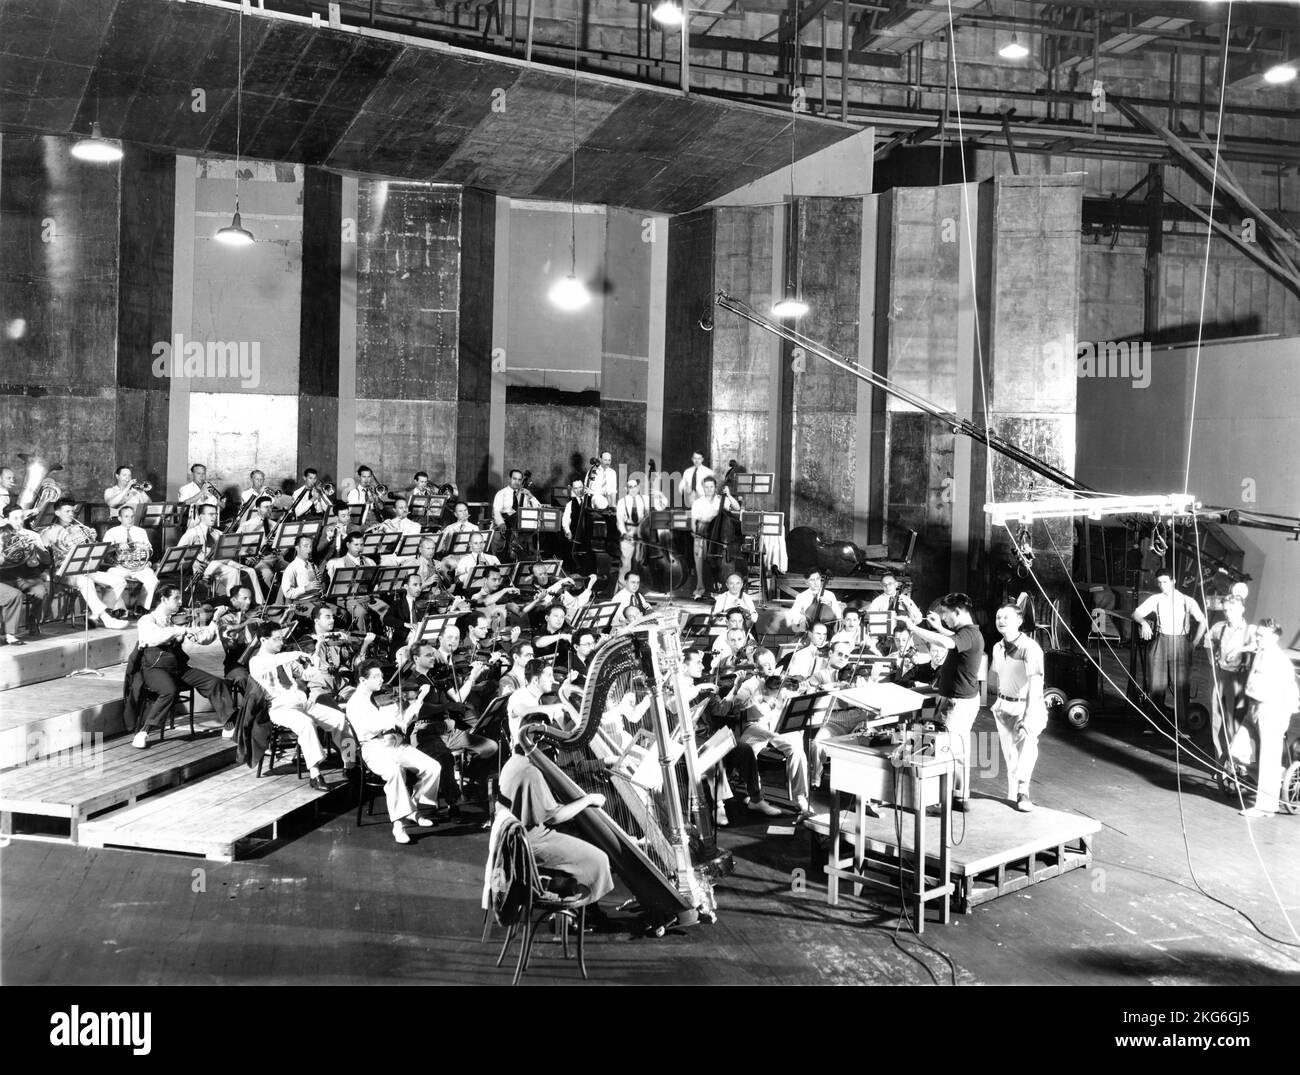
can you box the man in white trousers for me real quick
[988,603,1047,813]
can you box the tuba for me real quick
[17,453,64,519]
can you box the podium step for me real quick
[0,625,136,691]
[0,667,129,770]
[79,765,333,862]
[0,730,235,844]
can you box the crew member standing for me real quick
[1130,569,1206,732]
[988,603,1047,813]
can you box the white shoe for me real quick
[1239,806,1275,819]
[748,800,782,817]
[96,611,129,630]
[714,807,729,827]
[415,815,435,828]
[392,821,411,844]
[131,730,148,749]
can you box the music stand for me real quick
[732,472,774,498]
[411,611,462,652]
[466,562,508,594]
[141,502,187,534]
[651,508,693,533]
[275,519,322,556]
[372,565,409,595]
[445,531,479,557]
[407,495,434,525]
[56,541,113,678]
[360,532,401,561]
[347,505,366,531]
[571,601,621,636]
[518,505,562,533]
[510,559,563,588]
[774,691,838,736]
[214,531,263,564]
[396,533,428,559]
[864,610,893,637]
[326,565,379,614]
[155,543,204,608]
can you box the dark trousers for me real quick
[414,725,498,803]
[138,658,234,733]
[0,579,23,634]
[1148,633,1192,723]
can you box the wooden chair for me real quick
[482,814,592,985]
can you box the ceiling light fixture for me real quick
[71,120,123,163]
[216,5,254,248]
[999,33,1028,60]
[773,79,809,320]
[550,17,590,311]
[1263,62,1296,85]
[652,1,684,28]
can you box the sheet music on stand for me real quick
[411,610,462,651]
[214,531,262,564]
[571,601,621,636]
[140,502,187,532]
[275,518,321,555]
[864,610,893,637]
[445,531,478,557]
[360,531,400,561]
[155,543,203,579]
[510,558,563,588]
[518,505,562,532]
[56,541,114,679]
[466,562,509,593]
[732,472,774,497]
[396,533,428,559]
[649,508,692,533]
[372,565,408,594]
[347,504,366,531]
[407,495,435,525]
[327,565,379,604]
[774,691,838,735]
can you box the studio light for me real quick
[549,273,592,311]
[1263,63,1296,85]
[771,294,809,319]
[652,1,684,27]
[70,121,123,164]
[214,204,256,247]
[999,34,1029,60]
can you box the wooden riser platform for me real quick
[0,668,130,770]
[805,795,1101,914]
[0,625,136,691]
[0,729,234,844]
[775,574,886,601]
[79,766,333,862]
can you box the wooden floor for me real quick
[3,703,1297,986]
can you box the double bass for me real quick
[640,459,685,593]
[704,460,745,591]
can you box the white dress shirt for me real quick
[102,525,153,570]
[679,464,714,507]
[616,493,649,535]
[590,466,618,507]
[280,557,322,601]
[791,587,844,623]
[492,486,538,527]
[711,591,758,619]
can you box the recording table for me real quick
[822,735,954,932]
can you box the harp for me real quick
[522,615,731,932]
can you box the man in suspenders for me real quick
[1130,570,1207,732]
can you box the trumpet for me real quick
[129,480,153,493]
[309,481,335,514]
[204,480,225,502]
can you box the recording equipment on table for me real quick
[520,622,729,934]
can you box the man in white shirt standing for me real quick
[1129,569,1207,731]
[614,477,651,582]
[988,603,1047,813]
[679,451,713,509]
[1241,619,1299,817]
[346,661,442,843]
[95,503,158,613]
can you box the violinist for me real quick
[496,640,534,698]
[470,568,522,633]
[784,622,831,681]
[236,495,288,600]
[505,659,579,747]
[247,623,348,792]
[302,603,372,703]
[713,626,756,679]
[678,647,741,828]
[833,606,881,654]
[426,624,492,712]
[213,584,257,679]
[559,629,598,708]
[711,609,755,658]
[711,572,757,621]
[131,585,233,750]
[532,604,573,669]
[383,573,426,655]
[515,562,575,629]
[408,639,498,817]
[689,475,739,601]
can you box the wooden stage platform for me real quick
[0,623,135,691]
[805,795,1101,913]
